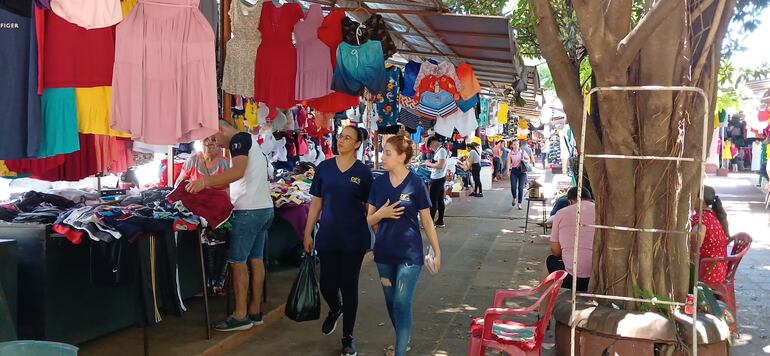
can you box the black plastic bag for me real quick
[285,253,320,322]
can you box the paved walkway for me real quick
[232,175,552,356]
[708,173,770,355]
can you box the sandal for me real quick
[385,345,412,355]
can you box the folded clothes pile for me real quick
[270,172,314,208]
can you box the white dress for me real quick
[752,142,762,171]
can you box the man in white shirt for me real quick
[423,136,448,227]
[187,120,274,331]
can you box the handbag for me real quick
[285,252,321,322]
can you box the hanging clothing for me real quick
[416,90,458,120]
[478,97,489,127]
[305,9,359,113]
[413,60,462,93]
[294,4,332,101]
[331,40,387,97]
[120,0,137,17]
[497,103,509,124]
[341,14,396,59]
[401,60,421,98]
[50,0,122,29]
[43,10,116,88]
[221,0,262,97]
[76,87,131,137]
[457,93,479,113]
[111,0,218,145]
[375,66,402,127]
[456,63,481,100]
[398,107,435,131]
[0,4,42,160]
[253,2,303,110]
[197,0,217,31]
[414,75,460,101]
[0,0,33,16]
[38,88,80,158]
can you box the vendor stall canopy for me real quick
[299,0,527,97]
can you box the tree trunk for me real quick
[530,0,737,305]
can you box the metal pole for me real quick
[198,228,212,339]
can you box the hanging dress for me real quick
[341,14,396,59]
[293,3,332,101]
[304,9,359,113]
[0,3,42,160]
[253,2,303,111]
[50,0,122,29]
[111,0,218,145]
[221,0,262,97]
[38,88,80,158]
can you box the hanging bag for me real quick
[285,251,321,322]
[521,150,533,173]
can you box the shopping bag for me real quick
[285,252,321,322]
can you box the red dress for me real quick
[305,9,359,113]
[691,210,728,284]
[43,10,115,89]
[253,2,303,112]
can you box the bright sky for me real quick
[503,0,769,70]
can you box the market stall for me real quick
[0,0,530,352]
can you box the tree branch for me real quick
[572,0,611,60]
[616,0,682,69]
[604,0,633,43]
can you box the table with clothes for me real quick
[0,188,207,344]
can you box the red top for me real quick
[43,10,115,88]
[691,210,728,284]
[305,9,359,113]
[414,75,460,101]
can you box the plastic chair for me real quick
[0,341,78,356]
[468,271,567,356]
[699,233,752,333]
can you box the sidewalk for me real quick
[707,173,770,355]
[231,174,554,356]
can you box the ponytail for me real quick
[710,196,730,237]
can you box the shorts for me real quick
[331,41,387,96]
[546,255,590,292]
[398,107,435,130]
[228,208,274,263]
[457,93,479,113]
[417,90,457,119]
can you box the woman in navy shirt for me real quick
[303,126,373,356]
[367,135,442,356]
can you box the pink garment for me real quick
[550,201,595,278]
[508,149,529,168]
[111,0,218,145]
[293,4,332,101]
[51,0,122,29]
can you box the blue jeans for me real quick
[376,262,422,356]
[510,170,527,204]
[228,208,274,263]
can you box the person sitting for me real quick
[538,187,593,228]
[544,187,595,292]
[690,186,729,284]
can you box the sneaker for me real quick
[435,221,446,228]
[249,313,264,326]
[341,337,357,356]
[476,193,484,198]
[214,315,253,332]
[517,204,523,210]
[322,309,343,335]
[469,192,478,197]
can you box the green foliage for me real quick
[631,285,675,317]
[444,0,506,16]
[717,57,770,110]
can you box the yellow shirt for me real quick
[497,103,509,124]
[75,87,131,138]
[0,161,17,177]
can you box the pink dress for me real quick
[111,0,217,145]
[293,4,332,101]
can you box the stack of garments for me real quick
[270,172,314,208]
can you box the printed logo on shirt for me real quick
[399,194,411,202]
[0,23,20,29]
[231,143,241,150]
[350,177,361,185]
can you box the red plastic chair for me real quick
[699,233,752,332]
[468,271,567,356]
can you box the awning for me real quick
[300,0,527,95]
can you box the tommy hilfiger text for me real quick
[0,23,20,29]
